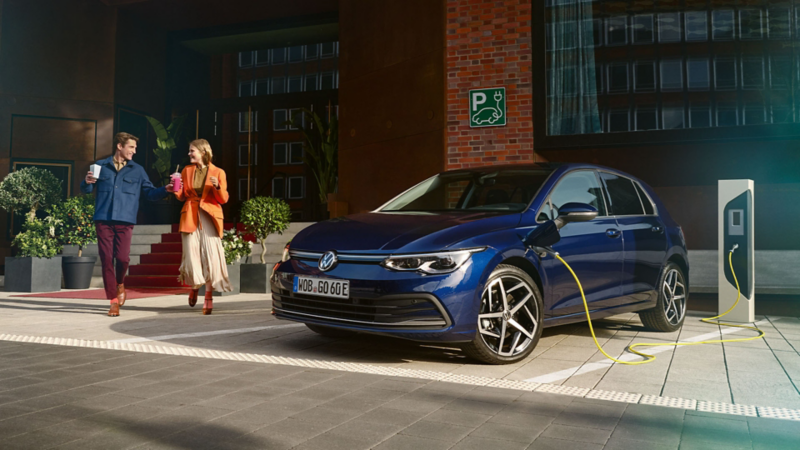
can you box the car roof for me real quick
[441,162,637,180]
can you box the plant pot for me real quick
[62,256,98,289]
[199,263,240,296]
[240,263,272,293]
[4,256,62,292]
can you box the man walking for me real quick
[81,132,174,316]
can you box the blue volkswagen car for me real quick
[271,163,689,364]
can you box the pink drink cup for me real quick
[171,172,182,192]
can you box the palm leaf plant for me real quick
[287,107,338,204]
[146,115,187,186]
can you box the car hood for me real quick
[291,211,521,253]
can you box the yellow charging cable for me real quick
[554,249,764,365]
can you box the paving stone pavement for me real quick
[0,341,798,449]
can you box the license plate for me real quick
[293,276,350,299]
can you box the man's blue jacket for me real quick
[80,155,168,224]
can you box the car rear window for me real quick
[600,173,645,216]
[634,182,655,215]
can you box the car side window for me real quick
[600,173,645,216]
[634,182,655,215]
[545,171,607,220]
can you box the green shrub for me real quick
[12,216,61,258]
[221,229,253,265]
[240,196,291,264]
[0,167,62,221]
[49,195,97,257]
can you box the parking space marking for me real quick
[525,317,777,384]
[108,323,305,343]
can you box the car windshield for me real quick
[380,169,553,213]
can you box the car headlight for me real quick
[381,248,485,274]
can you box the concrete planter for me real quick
[62,256,98,289]
[199,263,240,296]
[5,256,62,292]
[240,263,272,293]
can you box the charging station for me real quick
[718,179,755,323]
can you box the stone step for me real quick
[131,224,173,235]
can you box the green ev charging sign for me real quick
[469,87,506,128]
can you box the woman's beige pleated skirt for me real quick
[179,210,232,292]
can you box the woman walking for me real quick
[174,139,232,314]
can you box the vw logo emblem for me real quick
[318,251,338,272]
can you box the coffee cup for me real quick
[89,164,101,179]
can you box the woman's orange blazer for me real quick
[174,163,229,238]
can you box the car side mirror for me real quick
[554,202,598,230]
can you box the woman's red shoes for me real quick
[188,289,199,307]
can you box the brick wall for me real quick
[446,0,534,170]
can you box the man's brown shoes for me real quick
[117,284,126,306]
[108,302,120,317]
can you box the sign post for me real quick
[469,87,506,128]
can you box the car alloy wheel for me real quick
[662,268,686,326]
[463,265,543,364]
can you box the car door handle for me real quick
[606,229,621,238]
[651,226,663,234]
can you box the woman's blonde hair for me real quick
[189,139,213,165]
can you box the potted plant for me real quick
[287,107,338,220]
[5,216,63,292]
[239,196,291,293]
[50,195,98,289]
[0,167,62,222]
[200,229,252,297]
[145,114,187,223]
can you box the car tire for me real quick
[462,264,544,365]
[638,262,688,332]
[305,323,358,338]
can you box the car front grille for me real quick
[272,290,450,329]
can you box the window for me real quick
[606,16,627,46]
[712,10,735,40]
[715,58,736,89]
[553,21,577,50]
[238,81,253,97]
[321,72,336,90]
[273,109,288,131]
[255,79,269,96]
[238,178,257,201]
[769,9,791,39]
[239,112,256,132]
[740,9,763,40]
[634,62,655,92]
[273,143,288,165]
[658,13,682,42]
[289,142,304,164]
[772,105,793,123]
[741,58,764,89]
[256,50,270,66]
[321,41,337,58]
[288,108,303,130]
[608,110,629,132]
[685,11,708,41]
[239,51,253,67]
[771,58,791,89]
[660,59,683,91]
[634,182,655,215]
[608,63,629,93]
[545,171,607,220]
[687,59,709,90]
[581,19,602,47]
[600,173,644,216]
[288,176,304,199]
[662,107,685,129]
[717,103,738,127]
[305,44,319,60]
[271,48,287,65]
[744,103,765,125]
[690,105,711,128]
[304,73,319,92]
[288,76,302,93]
[272,178,285,198]
[272,77,286,95]
[632,14,654,44]
[238,144,257,166]
[636,108,657,131]
[288,45,303,63]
